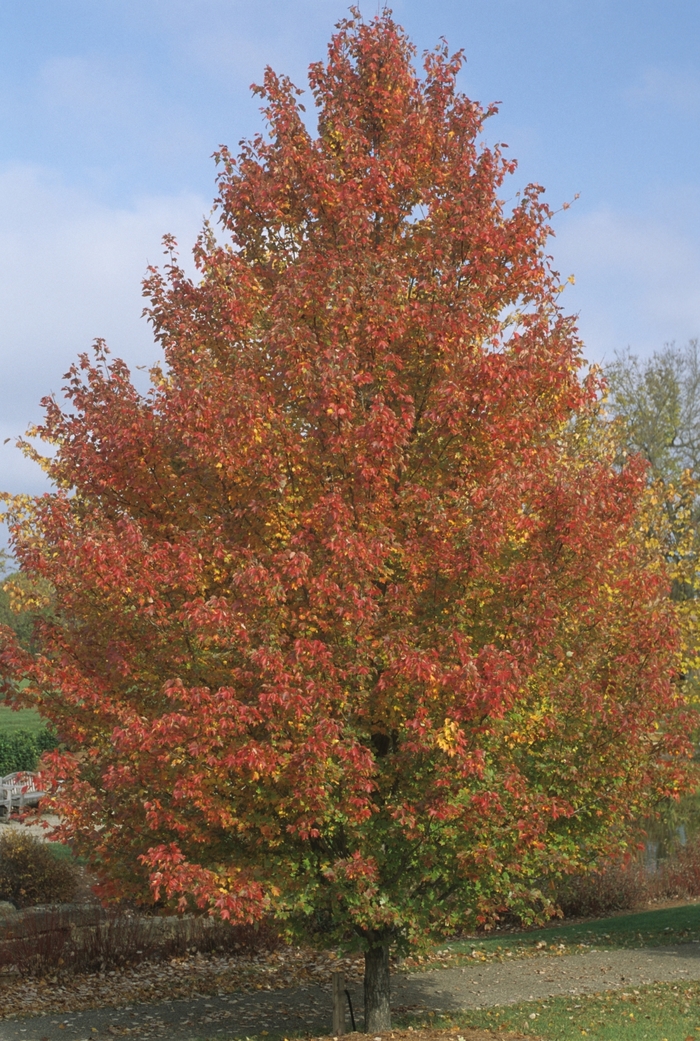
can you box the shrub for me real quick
[556,860,650,918]
[0,727,58,775]
[0,832,78,908]
[33,728,59,755]
[0,731,38,774]
[554,836,700,919]
[654,840,700,901]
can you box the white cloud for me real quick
[553,207,700,365]
[0,164,208,494]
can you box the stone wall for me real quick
[0,901,223,968]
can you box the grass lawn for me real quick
[430,903,700,965]
[0,681,45,735]
[44,841,82,863]
[409,980,700,1040]
[0,702,46,734]
[201,983,700,1041]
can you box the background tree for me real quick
[0,570,53,654]
[0,12,695,1029]
[605,342,700,846]
[606,341,700,482]
[605,342,700,656]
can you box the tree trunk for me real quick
[364,941,391,1030]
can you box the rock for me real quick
[0,901,17,916]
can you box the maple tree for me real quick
[0,11,696,1029]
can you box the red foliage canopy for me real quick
[0,11,693,971]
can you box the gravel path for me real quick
[392,941,700,1011]
[5,943,700,1041]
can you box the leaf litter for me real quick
[1,945,365,1019]
[0,934,606,1022]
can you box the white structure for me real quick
[0,772,45,817]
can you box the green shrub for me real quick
[0,831,78,908]
[0,731,39,774]
[0,728,58,775]
[33,728,59,755]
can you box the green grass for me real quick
[44,841,80,863]
[0,703,45,735]
[434,903,700,965]
[408,981,700,1040]
[193,985,700,1041]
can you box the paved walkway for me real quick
[4,943,700,1041]
[0,814,61,841]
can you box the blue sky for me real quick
[1,0,699,496]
